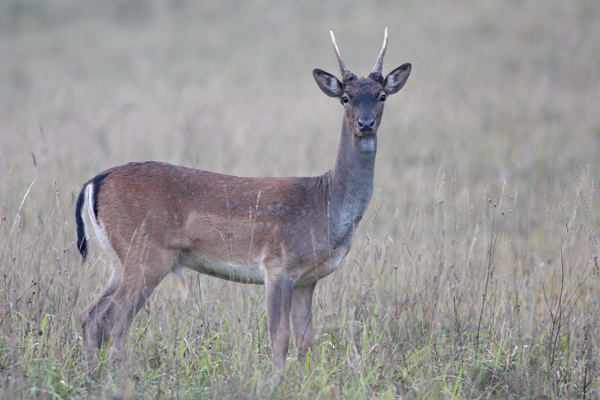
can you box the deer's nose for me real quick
[357,115,376,132]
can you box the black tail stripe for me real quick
[75,171,111,263]
[90,172,110,219]
[75,183,88,262]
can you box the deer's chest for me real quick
[295,244,351,287]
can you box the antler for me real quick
[372,27,388,76]
[330,31,354,81]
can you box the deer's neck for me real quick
[326,117,377,246]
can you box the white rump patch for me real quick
[83,184,122,274]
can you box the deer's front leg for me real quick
[291,282,316,368]
[266,274,296,372]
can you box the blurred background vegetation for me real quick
[1,0,600,398]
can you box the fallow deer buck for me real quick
[75,28,411,374]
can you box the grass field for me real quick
[1,0,600,398]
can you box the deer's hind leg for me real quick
[82,243,178,370]
[81,256,123,371]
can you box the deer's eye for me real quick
[342,95,349,104]
[379,94,387,102]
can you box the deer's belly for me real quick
[178,243,350,287]
[178,250,265,284]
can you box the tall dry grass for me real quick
[1,0,600,398]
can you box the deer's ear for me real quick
[384,63,411,95]
[313,69,343,98]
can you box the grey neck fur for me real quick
[325,116,377,247]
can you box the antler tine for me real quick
[372,27,388,75]
[330,31,353,79]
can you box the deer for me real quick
[75,28,411,376]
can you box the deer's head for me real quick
[313,29,411,137]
